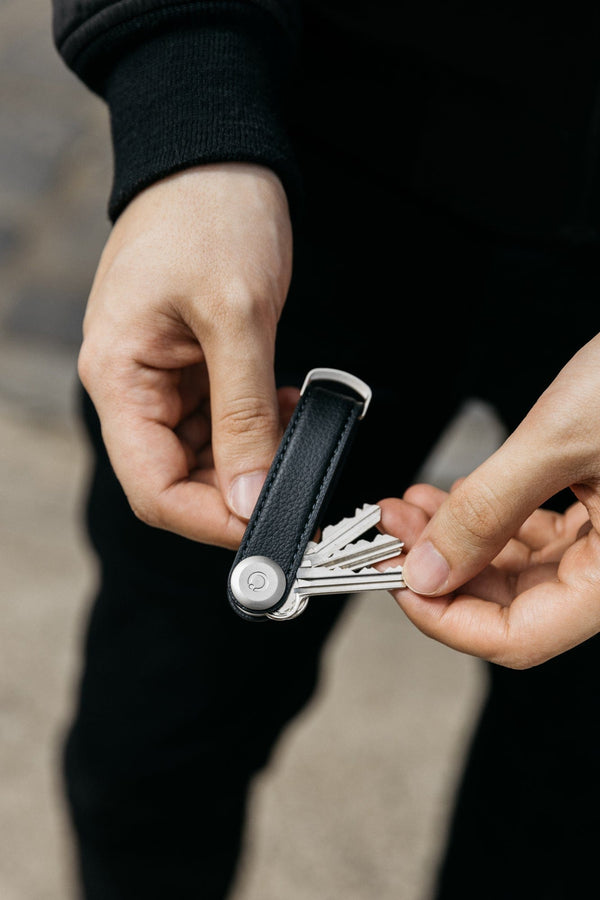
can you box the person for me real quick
[51,1,600,897]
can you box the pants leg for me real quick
[435,640,600,900]
[64,390,354,899]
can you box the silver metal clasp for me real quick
[300,368,372,419]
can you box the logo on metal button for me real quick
[229,555,286,611]
[248,571,267,591]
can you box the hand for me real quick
[380,488,595,668]
[378,333,600,668]
[78,162,297,549]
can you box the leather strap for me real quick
[227,369,371,621]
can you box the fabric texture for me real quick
[52,0,600,238]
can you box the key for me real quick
[303,503,382,566]
[265,502,406,621]
[304,532,404,570]
[268,562,405,621]
[295,563,406,597]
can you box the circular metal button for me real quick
[229,556,287,611]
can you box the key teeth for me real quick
[298,562,404,578]
[347,534,402,550]
[313,534,390,559]
[351,534,404,553]
[320,503,379,540]
[305,534,404,569]
[354,564,404,576]
[300,565,352,576]
[356,502,377,513]
[312,504,382,555]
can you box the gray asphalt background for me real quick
[0,2,508,897]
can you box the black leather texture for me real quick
[227,379,365,620]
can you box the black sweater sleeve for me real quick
[52,1,302,222]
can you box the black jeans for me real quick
[62,153,600,898]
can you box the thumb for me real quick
[402,427,571,596]
[206,335,282,522]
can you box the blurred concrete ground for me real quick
[0,2,507,897]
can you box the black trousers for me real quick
[62,151,600,898]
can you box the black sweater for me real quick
[52,0,600,243]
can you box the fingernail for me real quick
[403,541,450,595]
[228,471,267,520]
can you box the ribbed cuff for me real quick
[103,22,301,222]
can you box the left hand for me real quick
[379,487,598,669]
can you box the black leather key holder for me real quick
[227,368,372,621]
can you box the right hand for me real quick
[78,162,297,549]
[378,332,600,668]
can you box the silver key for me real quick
[304,532,404,570]
[302,503,382,565]
[266,503,406,621]
[295,563,405,597]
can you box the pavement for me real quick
[0,2,508,897]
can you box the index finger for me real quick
[103,410,246,548]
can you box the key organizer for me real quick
[227,368,371,621]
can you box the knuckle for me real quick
[201,281,278,337]
[447,481,506,550]
[77,341,94,387]
[129,496,162,530]
[78,336,113,392]
[219,395,278,438]
[218,279,256,314]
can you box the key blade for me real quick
[322,533,404,569]
[300,580,405,597]
[303,503,381,566]
[295,564,405,597]
[296,562,403,579]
